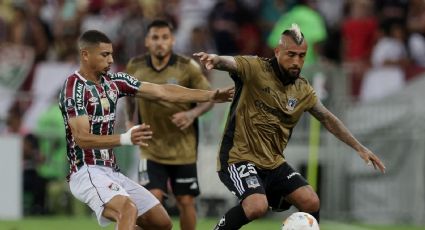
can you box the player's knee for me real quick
[176,195,195,207]
[242,197,268,220]
[156,216,173,230]
[116,198,138,219]
[300,195,320,213]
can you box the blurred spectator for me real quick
[267,0,327,66]
[208,0,241,55]
[375,0,408,21]
[4,103,28,135]
[9,3,49,62]
[259,0,286,56]
[115,0,149,66]
[35,98,69,214]
[341,0,378,99]
[406,0,425,69]
[235,1,262,55]
[23,133,47,215]
[360,19,408,102]
[173,0,216,54]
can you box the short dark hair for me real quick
[147,19,174,33]
[78,30,111,49]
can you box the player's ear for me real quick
[274,47,280,59]
[80,49,89,61]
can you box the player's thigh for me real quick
[119,173,161,218]
[139,159,168,192]
[264,162,313,211]
[285,185,319,211]
[69,166,130,226]
[170,163,200,197]
[102,195,136,221]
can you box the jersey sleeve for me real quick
[187,59,211,90]
[303,82,318,111]
[59,78,87,118]
[234,56,259,82]
[109,72,142,97]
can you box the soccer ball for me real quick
[281,212,319,230]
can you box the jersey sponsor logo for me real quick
[262,87,271,94]
[190,182,198,189]
[245,176,260,189]
[287,172,300,179]
[286,98,298,111]
[65,98,75,110]
[88,96,99,105]
[254,99,291,123]
[75,82,85,111]
[115,72,138,86]
[88,113,115,123]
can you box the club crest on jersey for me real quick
[245,176,260,189]
[108,90,117,101]
[286,98,298,111]
[108,183,120,191]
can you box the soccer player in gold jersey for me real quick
[194,24,386,230]
[126,20,213,230]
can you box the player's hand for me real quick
[358,148,386,173]
[130,123,153,146]
[209,85,235,103]
[193,52,218,70]
[171,111,195,130]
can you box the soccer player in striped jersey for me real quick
[194,24,386,230]
[58,30,233,230]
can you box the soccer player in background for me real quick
[125,19,212,230]
[58,30,233,230]
[194,24,386,229]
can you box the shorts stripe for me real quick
[229,164,244,195]
[87,167,105,205]
[139,159,147,172]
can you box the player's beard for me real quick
[282,66,300,79]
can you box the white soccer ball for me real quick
[281,212,320,230]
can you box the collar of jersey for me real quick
[74,71,106,85]
[146,53,177,72]
[269,58,296,86]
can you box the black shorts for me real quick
[218,161,308,211]
[138,159,200,197]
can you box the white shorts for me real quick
[69,165,160,226]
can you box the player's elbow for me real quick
[72,131,90,149]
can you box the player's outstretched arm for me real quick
[193,52,237,72]
[136,82,234,104]
[308,101,386,173]
[68,115,152,149]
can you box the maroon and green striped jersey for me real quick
[58,71,141,175]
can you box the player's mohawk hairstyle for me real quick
[282,23,304,45]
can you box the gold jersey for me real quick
[127,54,210,164]
[218,56,317,170]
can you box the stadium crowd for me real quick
[0,0,424,216]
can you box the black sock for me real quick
[310,209,320,223]
[214,205,250,230]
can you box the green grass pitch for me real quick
[0,217,424,230]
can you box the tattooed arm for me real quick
[308,101,386,173]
